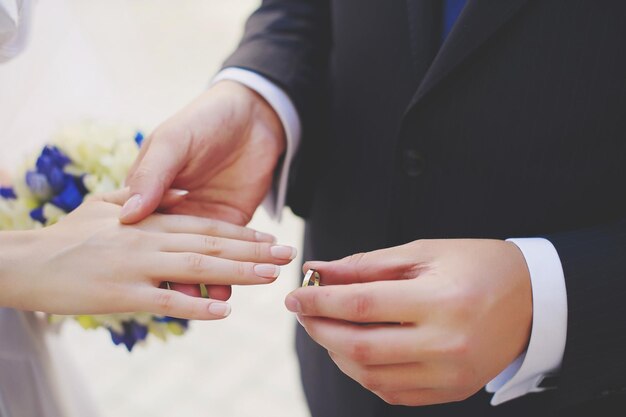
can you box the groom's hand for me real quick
[285,239,533,406]
[121,80,286,226]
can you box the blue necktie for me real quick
[442,0,468,42]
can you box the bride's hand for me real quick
[0,193,294,320]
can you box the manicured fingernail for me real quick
[168,189,189,196]
[254,264,280,279]
[271,245,297,260]
[285,295,301,313]
[208,302,231,317]
[255,231,276,243]
[120,194,142,218]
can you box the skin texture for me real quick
[285,239,533,406]
[120,80,286,297]
[0,190,295,319]
[121,80,286,226]
[119,79,534,406]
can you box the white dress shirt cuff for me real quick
[212,67,302,221]
[486,237,568,405]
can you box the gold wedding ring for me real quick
[164,282,208,299]
[302,269,321,287]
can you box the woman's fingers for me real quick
[151,252,281,285]
[142,288,231,320]
[137,214,275,243]
[156,233,296,264]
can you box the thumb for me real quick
[302,245,419,286]
[91,187,189,209]
[120,137,186,224]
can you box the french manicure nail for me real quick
[285,295,301,313]
[270,245,297,260]
[208,302,231,317]
[254,264,280,279]
[120,194,142,218]
[255,231,277,243]
[168,189,189,196]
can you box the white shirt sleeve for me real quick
[486,237,568,405]
[0,0,32,63]
[212,67,302,221]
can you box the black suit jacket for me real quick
[224,1,626,415]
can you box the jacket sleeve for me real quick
[222,0,332,216]
[547,218,626,408]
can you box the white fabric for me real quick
[219,70,570,406]
[1,2,100,415]
[0,0,32,63]
[0,309,100,417]
[486,238,568,405]
[212,67,301,221]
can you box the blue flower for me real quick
[109,320,149,351]
[39,146,71,169]
[36,146,72,194]
[30,206,46,223]
[77,175,89,195]
[154,316,189,329]
[134,131,144,147]
[50,178,84,212]
[25,171,53,200]
[0,187,17,199]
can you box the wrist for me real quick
[0,230,38,309]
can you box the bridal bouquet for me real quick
[0,122,188,351]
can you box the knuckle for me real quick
[442,335,472,360]
[451,285,480,307]
[440,287,478,321]
[348,339,372,363]
[203,218,219,235]
[380,391,404,406]
[450,388,475,403]
[399,261,426,280]
[447,367,474,389]
[359,369,382,392]
[235,262,247,278]
[154,292,174,315]
[303,290,321,315]
[253,242,263,260]
[185,253,206,273]
[350,291,373,322]
[202,236,222,256]
[346,252,366,267]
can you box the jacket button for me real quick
[402,149,425,177]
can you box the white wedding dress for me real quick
[0,310,98,417]
[0,1,99,416]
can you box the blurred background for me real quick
[0,1,309,416]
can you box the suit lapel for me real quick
[407,0,530,110]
